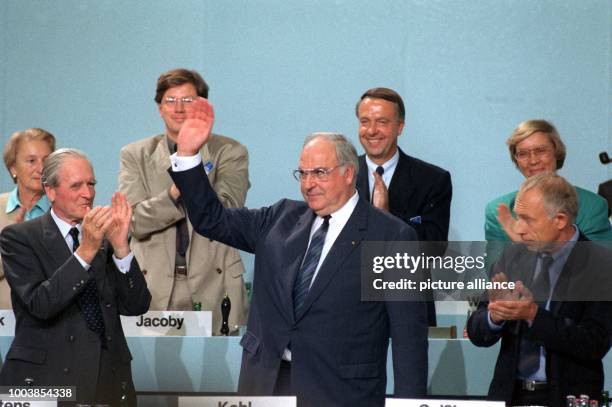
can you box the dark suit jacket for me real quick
[0,213,151,404]
[598,179,612,217]
[356,148,452,242]
[467,234,612,406]
[357,149,452,325]
[170,164,428,407]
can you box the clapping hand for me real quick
[371,170,389,211]
[497,204,521,242]
[488,277,537,324]
[77,206,112,264]
[105,192,132,259]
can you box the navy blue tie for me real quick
[293,216,331,317]
[517,254,553,377]
[70,227,106,339]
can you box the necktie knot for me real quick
[375,166,384,176]
[322,215,331,227]
[68,227,80,252]
[540,253,553,269]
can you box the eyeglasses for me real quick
[161,96,194,106]
[292,165,344,182]
[515,146,553,161]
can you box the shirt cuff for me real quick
[112,252,134,274]
[170,152,202,172]
[74,252,91,270]
[487,311,505,331]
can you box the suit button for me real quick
[75,282,81,288]
[63,368,70,374]
[73,287,77,291]
[68,335,75,342]
[216,268,222,274]
[107,336,112,342]
[142,269,147,275]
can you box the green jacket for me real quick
[485,186,612,261]
[486,186,611,242]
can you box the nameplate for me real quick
[0,394,57,406]
[0,310,16,336]
[178,396,296,407]
[120,311,212,337]
[386,399,504,406]
[427,325,457,339]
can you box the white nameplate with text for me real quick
[386,399,504,406]
[121,311,212,337]
[0,310,15,336]
[0,394,57,406]
[178,396,296,407]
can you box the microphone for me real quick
[220,293,231,336]
[600,152,611,165]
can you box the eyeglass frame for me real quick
[514,145,554,162]
[292,164,345,182]
[161,96,195,106]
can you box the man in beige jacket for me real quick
[118,68,249,335]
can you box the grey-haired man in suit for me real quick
[167,97,428,406]
[0,148,150,405]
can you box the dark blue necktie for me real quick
[517,254,553,377]
[70,227,106,339]
[293,215,331,317]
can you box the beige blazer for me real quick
[119,134,250,335]
[0,192,19,309]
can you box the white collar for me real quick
[365,149,399,175]
[50,208,80,238]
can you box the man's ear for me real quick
[44,184,55,203]
[553,212,570,230]
[345,165,356,185]
[397,120,405,136]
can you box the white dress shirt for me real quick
[365,150,399,199]
[50,209,133,273]
[303,191,359,286]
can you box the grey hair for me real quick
[518,172,578,223]
[303,132,359,187]
[42,148,92,187]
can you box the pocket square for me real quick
[409,215,422,225]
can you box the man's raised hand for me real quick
[176,97,215,156]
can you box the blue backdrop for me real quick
[1,0,610,243]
